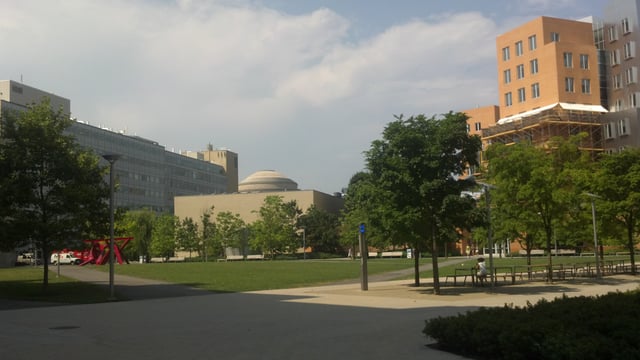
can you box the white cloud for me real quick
[0,1,502,193]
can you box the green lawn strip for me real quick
[104,258,420,292]
[0,267,108,304]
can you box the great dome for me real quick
[238,170,299,192]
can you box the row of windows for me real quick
[503,55,590,85]
[501,33,560,61]
[608,17,633,42]
[604,118,631,139]
[610,42,636,66]
[504,78,591,107]
[610,93,640,111]
[612,67,638,89]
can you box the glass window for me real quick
[625,67,637,84]
[619,118,629,135]
[563,52,573,68]
[565,77,574,92]
[531,83,540,98]
[605,122,616,138]
[518,87,526,102]
[474,122,481,131]
[581,79,591,94]
[630,93,638,108]
[609,26,619,42]
[515,41,523,56]
[551,32,560,42]
[517,64,525,79]
[528,35,537,50]
[580,54,589,69]
[614,73,623,89]
[503,69,511,84]
[611,49,621,66]
[505,92,513,106]
[530,59,539,74]
[622,18,631,34]
[624,42,635,59]
[502,47,510,61]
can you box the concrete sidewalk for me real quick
[1,265,638,360]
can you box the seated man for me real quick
[476,257,487,286]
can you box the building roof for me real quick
[497,103,608,125]
[238,170,298,192]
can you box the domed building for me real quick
[238,170,298,192]
[174,169,343,224]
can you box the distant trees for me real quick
[250,195,302,258]
[0,99,110,290]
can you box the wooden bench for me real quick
[444,268,474,286]
[380,251,404,258]
[246,254,264,260]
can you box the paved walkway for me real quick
[1,262,639,360]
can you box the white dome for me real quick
[238,170,298,192]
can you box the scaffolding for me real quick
[482,104,605,152]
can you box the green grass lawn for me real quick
[104,258,421,292]
[0,266,109,304]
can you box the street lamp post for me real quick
[103,154,121,300]
[584,192,601,278]
[302,228,306,260]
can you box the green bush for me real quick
[423,290,640,359]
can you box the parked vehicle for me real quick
[17,252,42,265]
[50,252,81,265]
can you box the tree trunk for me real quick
[413,248,420,286]
[627,220,636,275]
[42,243,50,292]
[431,235,440,295]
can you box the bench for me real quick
[519,249,545,256]
[550,249,576,256]
[246,254,264,260]
[168,257,185,262]
[380,251,404,258]
[444,268,474,286]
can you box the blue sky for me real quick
[1,0,604,194]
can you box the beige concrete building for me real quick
[182,146,239,193]
[463,105,500,174]
[174,170,344,224]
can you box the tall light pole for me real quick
[584,192,601,278]
[103,154,121,300]
[302,228,306,260]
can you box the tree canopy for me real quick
[354,112,481,293]
[0,98,110,289]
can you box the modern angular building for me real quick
[0,80,231,213]
[599,0,640,151]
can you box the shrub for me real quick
[423,290,640,359]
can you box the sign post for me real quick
[359,223,368,291]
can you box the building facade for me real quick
[0,80,229,213]
[600,0,640,151]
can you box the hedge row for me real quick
[423,290,640,359]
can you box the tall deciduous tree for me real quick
[364,113,481,293]
[0,99,109,289]
[177,217,199,259]
[215,211,246,257]
[250,195,301,258]
[592,148,640,274]
[298,205,341,255]
[151,214,177,260]
[119,209,155,262]
[200,207,216,262]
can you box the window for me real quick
[503,69,511,84]
[528,35,537,50]
[530,59,539,74]
[614,73,623,89]
[580,54,589,69]
[563,52,573,68]
[515,41,523,56]
[565,77,575,92]
[624,41,635,59]
[604,122,616,139]
[622,18,631,34]
[502,47,510,61]
[466,123,470,133]
[516,64,525,79]
[619,118,630,135]
[615,99,624,111]
[551,32,560,42]
[611,49,621,66]
[531,83,540,98]
[518,87,526,102]
[630,92,639,107]
[581,79,591,94]
[474,122,482,131]
[626,67,637,84]
[505,92,513,106]
[609,25,619,42]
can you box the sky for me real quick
[0,0,605,194]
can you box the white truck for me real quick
[50,252,81,265]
